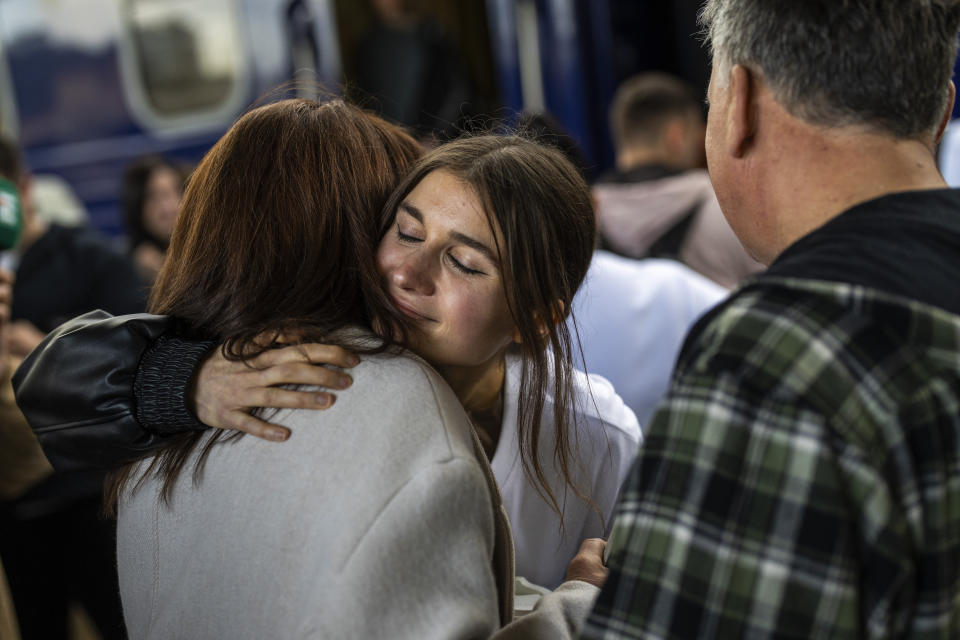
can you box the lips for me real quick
[390,294,434,322]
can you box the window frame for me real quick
[117,0,252,136]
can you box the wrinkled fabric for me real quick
[13,311,209,471]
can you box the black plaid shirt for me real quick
[584,189,960,639]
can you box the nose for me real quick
[391,252,435,296]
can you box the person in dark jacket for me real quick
[0,135,141,640]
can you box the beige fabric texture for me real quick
[118,349,597,639]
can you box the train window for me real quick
[120,0,249,128]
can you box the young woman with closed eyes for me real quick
[180,135,640,588]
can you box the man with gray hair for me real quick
[583,1,960,637]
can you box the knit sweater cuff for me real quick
[134,334,215,435]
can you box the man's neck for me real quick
[752,124,947,263]
[616,148,686,173]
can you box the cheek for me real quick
[450,288,513,343]
[143,204,166,232]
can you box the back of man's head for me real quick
[610,73,702,153]
[701,0,960,139]
[0,136,23,184]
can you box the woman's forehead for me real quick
[408,171,485,222]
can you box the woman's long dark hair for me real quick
[378,135,597,518]
[105,99,421,511]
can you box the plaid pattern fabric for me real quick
[583,277,960,639]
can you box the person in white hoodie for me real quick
[594,72,763,288]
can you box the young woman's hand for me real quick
[190,342,359,442]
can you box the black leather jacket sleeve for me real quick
[12,310,214,472]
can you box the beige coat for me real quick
[117,349,597,639]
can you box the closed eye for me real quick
[447,253,484,275]
[396,225,422,243]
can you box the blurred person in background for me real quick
[0,263,28,640]
[520,110,729,429]
[350,0,475,141]
[595,72,762,288]
[517,112,594,182]
[121,155,190,285]
[0,137,146,359]
[571,255,726,429]
[0,135,139,640]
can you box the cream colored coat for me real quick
[117,350,597,639]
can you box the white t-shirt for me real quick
[491,352,641,589]
[939,119,960,187]
[570,252,728,427]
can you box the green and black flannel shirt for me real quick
[584,189,960,639]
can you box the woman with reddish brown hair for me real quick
[16,99,605,638]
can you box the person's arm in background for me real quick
[6,232,150,359]
[12,311,359,471]
[0,267,52,499]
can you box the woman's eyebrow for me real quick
[399,201,423,222]
[449,231,496,263]
[400,200,497,263]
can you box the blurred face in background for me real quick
[372,0,412,23]
[143,166,183,244]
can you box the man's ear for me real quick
[935,81,956,145]
[727,64,757,158]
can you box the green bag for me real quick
[0,177,22,250]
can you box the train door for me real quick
[331,0,498,141]
[485,0,618,176]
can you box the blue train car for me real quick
[0,0,346,235]
[0,0,709,238]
